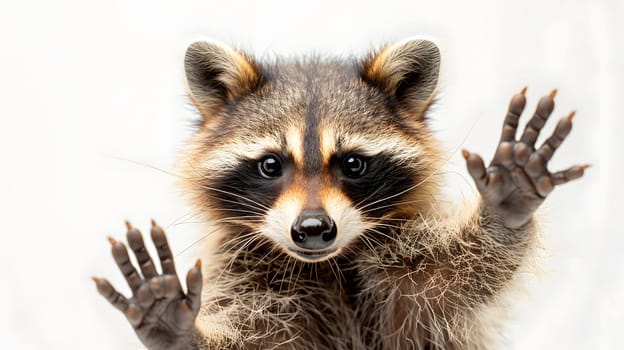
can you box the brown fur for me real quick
[175,39,539,349]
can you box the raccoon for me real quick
[94,38,588,350]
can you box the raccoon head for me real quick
[180,39,442,263]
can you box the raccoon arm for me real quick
[418,201,538,308]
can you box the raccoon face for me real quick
[181,39,441,262]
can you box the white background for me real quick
[0,0,622,349]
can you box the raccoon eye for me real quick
[258,154,282,178]
[342,154,367,178]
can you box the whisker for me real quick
[360,198,433,215]
[175,214,265,225]
[216,232,266,282]
[200,185,272,212]
[358,234,379,251]
[364,226,402,245]
[102,154,189,180]
[165,210,203,230]
[208,206,265,217]
[200,190,268,215]
[174,214,265,258]
[174,225,222,257]
[353,183,387,209]
[326,257,339,285]
[368,222,405,230]
[171,219,264,228]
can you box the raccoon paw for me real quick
[462,88,589,229]
[94,220,202,350]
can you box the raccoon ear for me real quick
[184,40,263,117]
[361,39,440,118]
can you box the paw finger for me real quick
[520,90,556,147]
[536,113,574,162]
[552,165,590,186]
[150,220,177,275]
[499,88,527,142]
[93,277,129,312]
[185,259,203,315]
[108,237,143,292]
[126,222,158,279]
[462,150,487,190]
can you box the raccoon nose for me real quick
[291,210,337,250]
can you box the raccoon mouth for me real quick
[288,248,338,261]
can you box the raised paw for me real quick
[93,220,203,350]
[463,88,589,229]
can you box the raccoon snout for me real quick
[291,210,337,250]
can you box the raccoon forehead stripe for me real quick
[201,137,281,172]
[319,127,337,165]
[285,128,304,167]
[343,134,421,158]
[321,128,422,161]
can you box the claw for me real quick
[195,259,202,269]
[125,220,133,231]
[549,89,558,99]
[107,236,117,246]
[567,111,576,121]
[520,86,528,96]
[581,164,592,170]
[151,218,157,228]
[461,149,470,159]
[92,276,101,284]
